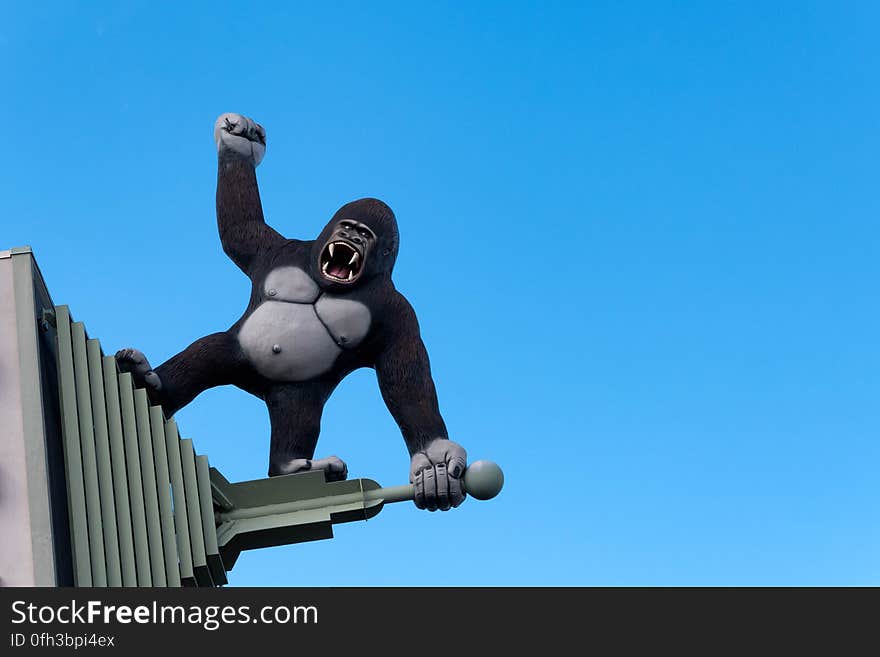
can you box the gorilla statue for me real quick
[117,113,467,511]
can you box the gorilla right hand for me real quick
[214,112,266,166]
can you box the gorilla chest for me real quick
[237,266,371,381]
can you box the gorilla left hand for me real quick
[409,438,467,511]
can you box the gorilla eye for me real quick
[357,228,371,238]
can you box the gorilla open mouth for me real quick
[320,241,362,283]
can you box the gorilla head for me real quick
[313,198,399,289]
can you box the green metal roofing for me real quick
[54,305,226,587]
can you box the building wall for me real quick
[0,248,69,586]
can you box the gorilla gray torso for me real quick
[237,266,372,381]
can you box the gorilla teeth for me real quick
[321,241,361,282]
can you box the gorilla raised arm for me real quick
[116,113,466,511]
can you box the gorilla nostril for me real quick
[339,231,349,238]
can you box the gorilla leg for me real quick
[266,382,346,480]
[119,332,254,417]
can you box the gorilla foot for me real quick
[272,456,348,481]
[115,348,163,394]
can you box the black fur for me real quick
[135,152,448,476]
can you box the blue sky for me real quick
[4,2,878,585]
